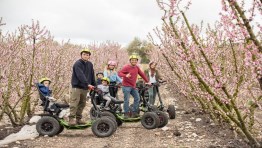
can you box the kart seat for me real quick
[111,99,124,104]
[35,83,69,111]
[55,103,69,108]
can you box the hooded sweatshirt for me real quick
[71,59,96,89]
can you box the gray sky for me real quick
[0,0,222,46]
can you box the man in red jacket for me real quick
[118,55,150,118]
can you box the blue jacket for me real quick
[38,83,51,97]
[96,78,102,85]
[71,59,96,89]
[104,70,122,83]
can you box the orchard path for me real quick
[5,85,249,148]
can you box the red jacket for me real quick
[118,64,149,88]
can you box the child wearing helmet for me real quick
[97,77,117,110]
[104,60,122,98]
[38,77,56,108]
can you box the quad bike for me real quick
[134,81,176,120]
[89,85,165,129]
[35,83,117,138]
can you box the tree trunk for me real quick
[258,77,262,90]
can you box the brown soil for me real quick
[1,86,259,148]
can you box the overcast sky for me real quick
[0,0,223,46]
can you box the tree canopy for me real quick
[126,37,153,64]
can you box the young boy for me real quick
[97,77,117,110]
[38,77,56,109]
[96,72,104,85]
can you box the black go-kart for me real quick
[89,84,123,119]
[135,81,176,120]
[35,83,117,138]
[89,85,166,129]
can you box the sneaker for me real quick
[76,119,86,125]
[124,113,130,119]
[131,112,140,118]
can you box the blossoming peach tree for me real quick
[0,19,127,126]
[89,41,129,72]
[148,0,261,147]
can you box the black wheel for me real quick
[141,112,160,129]
[100,111,121,127]
[36,116,60,137]
[91,117,115,137]
[56,125,64,135]
[90,107,98,120]
[167,105,176,119]
[155,111,168,128]
[100,111,116,120]
[129,104,140,114]
[103,116,117,132]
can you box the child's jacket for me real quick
[38,83,51,97]
[96,78,102,85]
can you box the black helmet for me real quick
[96,72,104,76]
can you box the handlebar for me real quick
[90,83,122,91]
[108,83,122,88]
[159,80,167,83]
[136,80,166,91]
[146,81,166,86]
[137,84,155,91]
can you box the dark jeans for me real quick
[109,82,118,98]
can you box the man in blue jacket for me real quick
[69,48,95,125]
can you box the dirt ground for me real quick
[0,125,22,140]
[1,85,260,148]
